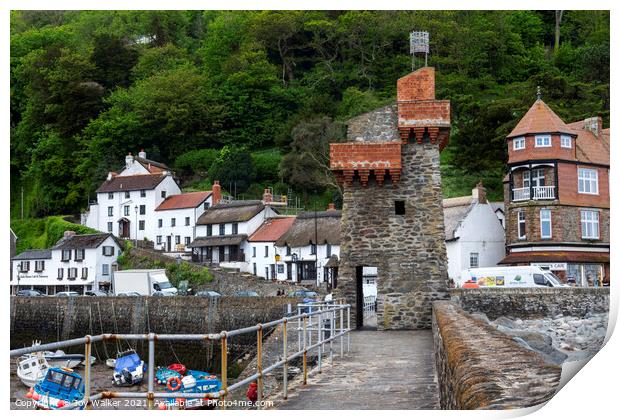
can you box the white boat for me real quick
[27,349,92,369]
[16,353,50,387]
[106,358,116,368]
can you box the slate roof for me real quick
[196,201,266,225]
[135,156,169,173]
[507,99,577,138]
[249,217,296,242]
[12,249,52,260]
[275,210,341,247]
[52,233,121,250]
[155,191,212,211]
[189,234,247,248]
[96,173,168,193]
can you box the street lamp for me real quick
[134,205,138,246]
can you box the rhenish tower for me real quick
[330,66,451,330]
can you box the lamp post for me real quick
[134,205,138,246]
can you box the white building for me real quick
[83,151,182,242]
[443,183,506,283]
[189,200,278,269]
[10,232,122,295]
[274,207,341,287]
[246,216,296,280]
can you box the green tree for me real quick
[208,145,256,193]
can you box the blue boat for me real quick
[113,350,146,386]
[155,366,182,385]
[29,367,85,410]
[163,370,221,410]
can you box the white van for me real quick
[458,266,567,288]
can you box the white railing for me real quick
[363,295,376,319]
[512,186,556,201]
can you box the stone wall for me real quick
[10,296,299,371]
[345,104,398,141]
[450,287,609,319]
[432,300,561,409]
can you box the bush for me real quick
[165,261,214,287]
[11,216,99,254]
[208,145,256,193]
[174,148,219,176]
[251,149,282,183]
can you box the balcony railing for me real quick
[512,186,556,202]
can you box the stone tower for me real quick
[330,67,451,330]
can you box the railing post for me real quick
[297,305,302,353]
[283,318,288,399]
[147,333,155,410]
[84,335,92,410]
[257,324,264,403]
[329,308,334,365]
[302,316,308,385]
[347,305,351,353]
[340,306,344,358]
[220,334,228,410]
[317,312,322,372]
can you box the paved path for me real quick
[273,329,440,410]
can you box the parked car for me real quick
[117,291,142,297]
[85,290,108,297]
[153,290,177,297]
[232,291,259,297]
[55,291,80,297]
[16,289,45,297]
[196,290,221,298]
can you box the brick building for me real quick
[499,96,610,286]
[330,67,450,330]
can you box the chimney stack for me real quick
[583,116,602,138]
[262,188,273,204]
[125,152,134,168]
[472,182,487,204]
[64,230,76,238]
[212,180,222,205]
[327,203,335,211]
[138,149,147,159]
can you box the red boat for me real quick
[167,364,186,376]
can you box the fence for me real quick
[363,295,376,319]
[10,303,351,410]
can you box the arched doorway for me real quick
[118,218,130,238]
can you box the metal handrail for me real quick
[11,303,351,410]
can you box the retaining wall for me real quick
[432,301,561,409]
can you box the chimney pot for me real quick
[263,188,273,204]
[64,230,76,238]
[125,152,134,168]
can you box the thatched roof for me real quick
[275,210,341,247]
[196,200,265,225]
[189,234,247,248]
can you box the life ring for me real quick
[61,367,74,373]
[167,376,182,392]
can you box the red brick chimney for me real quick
[212,180,222,205]
[262,188,273,204]
[327,203,335,211]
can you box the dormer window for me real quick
[513,137,525,150]
[108,192,114,200]
[561,135,572,148]
[535,135,551,147]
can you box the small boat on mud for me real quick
[161,370,221,410]
[16,353,50,388]
[34,350,93,369]
[155,366,182,385]
[27,367,85,410]
[112,350,146,386]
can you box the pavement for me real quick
[271,319,440,410]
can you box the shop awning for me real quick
[189,234,247,248]
[499,251,609,265]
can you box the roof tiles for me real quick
[155,191,211,211]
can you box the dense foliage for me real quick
[11,10,609,218]
[11,216,98,254]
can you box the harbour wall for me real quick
[10,296,299,373]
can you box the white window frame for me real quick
[518,211,526,239]
[540,209,552,239]
[535,134,552,147]
[102,264,110,276]
[513,137,525,150]
[107,222,113,232]
[469,252,479,268]
[156,236,162,245]
[578,168,599,195]
[57,268,63,279]
[581,210,600,239]
[560,135,572,148]
[35,260,45,272]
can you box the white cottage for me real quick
[443,183,506,284]
[246,216,296,280]
[10,231,122,295]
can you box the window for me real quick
[102,264,110,276]
[125,191,130,199]
[578,168,599,194]
[513,137,525,150]
[395,200,405,215]
[81,267,88,279]
[540,209,552,239]
[523,169,545,188]
[102,246,114,256]
[35,260,45,272]
[124,205,130,216]
[535,135,551,147]
[61,250,71,262]
[139,205,146,215]
[75,249,85,261]
[326,244,332,258]
[253,263,257,276]
[57,268,64,279]
[108,192,114,200]
[561,135,572,148]
[185,217,190,226]
[156,236,162,245]
[204,202,210,210]
[264,246,269,257]
[207,225,213,236]
[219,224,225,235]
[68,268,77,279]
[108,206,113,217]
[469,253,479,268]
[175,235,181,245]
[185,237,191,246]
[232,223,238,235]
[139,220,145,230]
[171,218,176,227]
[581,210,600,239]
[252,247,256,257]
[161,191,167,198]
[310,243,317,255]
[518,211,526,239]
[158,219,163,228]
[140,189,146,197]
[286,246,291,256]
[107,222,113,232]
[533,274,547,286]
[20,261,30,272]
